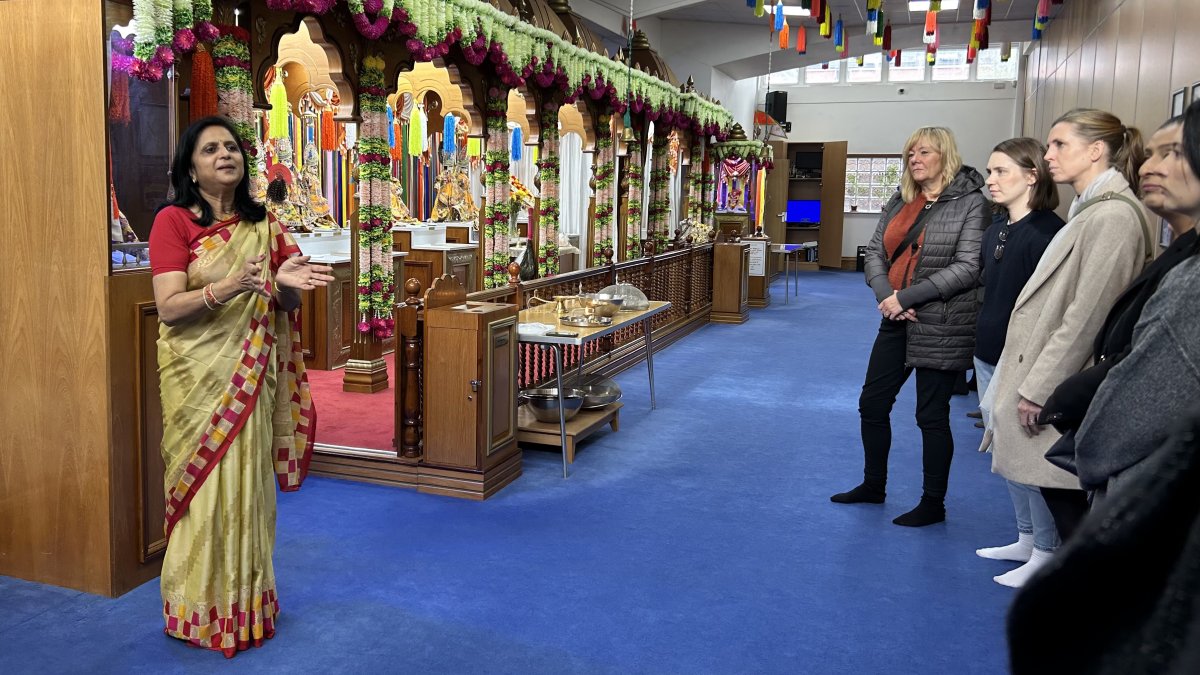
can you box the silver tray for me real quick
[559,315,613,327]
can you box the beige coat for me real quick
[990,171,1152,489]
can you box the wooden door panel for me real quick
[423,328,479,469]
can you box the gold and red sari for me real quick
[157,215,315,657]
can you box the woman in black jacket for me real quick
[832,126,988,526]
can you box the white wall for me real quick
[769,80,1019,256]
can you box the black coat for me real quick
[864,166,988,370]
[1008,407,1200,674]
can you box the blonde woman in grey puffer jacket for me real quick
[832,126,988,528]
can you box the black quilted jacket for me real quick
[863,166,988,370]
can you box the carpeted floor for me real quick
[0,271,1020,674]
[305,353,397,450]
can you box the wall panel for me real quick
[1135,0,1176,125]
[0,0,114,594]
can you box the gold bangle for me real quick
[201,284,216,310]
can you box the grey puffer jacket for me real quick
[863,166,988,370]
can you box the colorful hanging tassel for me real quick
[774,2,784,32]
[387,104,396,149]
[924,10,937,44]
[812,0,822,18]
[874,10,885,46]
[893,49,902,67]
[801,0,812,9]
[866,0,879,36]
[882,21,892,51]
[979,23,989,50]
[856,55,864,66]
[511,125,523,162]
[408,105,424,153]
[931,0,942,10]
[834,16,843,51]
[443,113,457,155]
[755,0,765,18]
[268,70,289,140]
[821,5,832,38]
[108,62,130,125]
[321,109,335,149]
[1000,41,1012,62]
[974,0,990,20]
[779,20,790,49]
[841,25,850,56]
[796,26,807,53]
[189,44,217,122]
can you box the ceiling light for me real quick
[781,6,812,16]
[909,1,960,10]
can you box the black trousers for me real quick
[859,319,959,500]
[1040,487,1091,542]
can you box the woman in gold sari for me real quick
[148,117,333,658]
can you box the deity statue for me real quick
[718,157,750,214]
[430,115,479,223]
[391,181,416,223]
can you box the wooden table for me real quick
[517,402,622,464]
[518,301,671,477]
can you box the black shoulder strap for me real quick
[889,201,938,265]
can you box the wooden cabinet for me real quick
[711,242,750,324]
[745,237,770,308]
[422,300,521,498]
[402,246,478,297]
[300,255,404,370]
[777,141,848,270]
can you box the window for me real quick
[931,47,970,81]
[845,155,903,213]
[976,43,1021,81]
[887,49,926,82]
[758,68,801,90]
[846,53,883,83]
[805,61,841,84]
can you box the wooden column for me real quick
[396,279,423,458]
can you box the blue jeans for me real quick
[976,357,1058,552]
[973,357,995,403]
[1007,481,1060,551]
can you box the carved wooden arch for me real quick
[391,61,481,136]
[558,100,595,151]
[507,85,541,145]
[255,13,358,119]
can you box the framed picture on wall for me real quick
[1192,81,1200,106]
[1171,88,1187,117]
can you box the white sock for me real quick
[976,532,1034,562]
[993,548,1054,588]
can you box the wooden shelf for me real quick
[517,402,622,464]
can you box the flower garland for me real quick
[482,86,512,289]
[686,141,704,227]
[355,54,396,339]
[128,0,217,81]
[116,1,735,131]
[591,114,615,266]
[212,25,256,175]
[536,106,560,278]
[260,0,732,133]
[702,156,717,228]
[711,139,774,167]
[624,145,644,260]
[646,133,671,253]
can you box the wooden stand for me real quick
[422,276,522,498]
[517,402,623,464]
[711,242,750,324]
[745,236,770,308]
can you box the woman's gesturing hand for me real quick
[275,255,335,292]
[230,253,271,298]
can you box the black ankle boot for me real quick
[831,482,886,504]
[892,496,945,526]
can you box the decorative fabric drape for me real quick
[558,132,592,239]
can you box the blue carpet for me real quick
[1,271,1019,674]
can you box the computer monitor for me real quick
[786,200,821,224]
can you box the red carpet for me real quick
[305,353,396,451]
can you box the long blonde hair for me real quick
[1052,108,1147,189]
[900,126,963,203]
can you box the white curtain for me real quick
[558,132,592,242]
[668,143,683,232]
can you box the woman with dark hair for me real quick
[1054,102,1200,499]
[148,116,333,657]
[972,138,1066,580]
[831,126,988,527]
[984,108,1153,587]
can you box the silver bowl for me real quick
[519,388,585,422]
[578,383,622,409]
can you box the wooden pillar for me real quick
[396,279,423,458]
